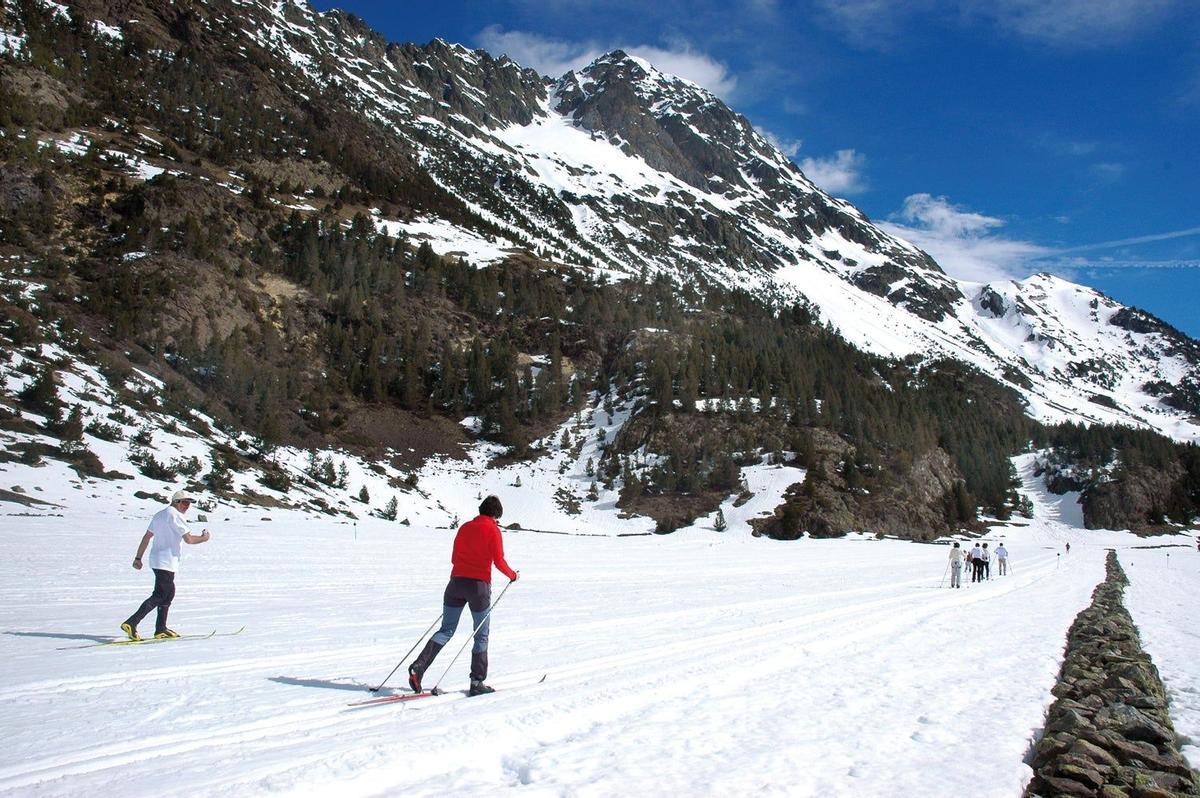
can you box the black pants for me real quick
[972,560,985,582]
[126,568,176,633]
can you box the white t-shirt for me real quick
[996,546,1008,559]
[970,546,984,560]
[147,506,190,572]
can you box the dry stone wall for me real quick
[1025,551,1199,798]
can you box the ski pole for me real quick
[939,560,950,588]
[430,579,514,695]
[369,611,444,693]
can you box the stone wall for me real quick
[1025,551,1199,798]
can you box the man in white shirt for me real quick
[995,543,1009,576]
[970,543,985,582]
[980,542,992,580]
[121,490,210,640]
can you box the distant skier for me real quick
[980,542,991,580]
[1065,542,1071,555]
[995,543,1009,576]
[948,542,964,588]
[408,495,519,696]
[970,542,985,582]
[121,490,210,640]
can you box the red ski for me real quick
[347,691,435,708]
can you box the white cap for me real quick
[171,489,198,504]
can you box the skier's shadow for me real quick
[5,630,112,643]
[269,676,373,692]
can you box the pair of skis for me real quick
[347,674,547,709]
[57,627,245,650]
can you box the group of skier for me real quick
[946,540,1008,588]
[122,491,518,695]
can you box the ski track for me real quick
[2,482,1197,796]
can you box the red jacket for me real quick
[451,515,517,583]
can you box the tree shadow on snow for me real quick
[5,630,113,643]
[269,676,373,692]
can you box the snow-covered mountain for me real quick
[1,0,1198,448]
[2,0,1200,549]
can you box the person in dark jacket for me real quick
[408,495,519,696]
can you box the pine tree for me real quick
[19,368,59,415]
[382,496,398,521]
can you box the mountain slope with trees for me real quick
[1,0,1197,536]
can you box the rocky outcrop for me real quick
[1025,551,1199,798]
[1083,465,1187,532]
[757,434,968,541]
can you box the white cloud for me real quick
[799,149,867,195]
[475,26,737,97]
[880,193,1051,282]
[882,195,1200,283]
[760,128,802,158]
[627,43,738,97]
[970,0,1182,45]
[1050,225,1200,255]
[811,0,921,48]
[814,0,1184,49]
[476,25,601,78]
[1089,162,1126,182]
[893,193,1004,237]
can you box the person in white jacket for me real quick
[970,543,985,582]
[121,490,210,639]
[995,543,1009,576]
[948,542,964,588]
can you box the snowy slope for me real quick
[2,457,1198,796]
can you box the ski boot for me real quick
[468,680,495,697]
[408,664,424,693]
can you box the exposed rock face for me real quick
[758,434,967,541]
[555,52,720,191]
[1083,464,1187,531]
[1025,552,1200,798]
[979,286,1008,318]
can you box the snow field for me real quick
[5,498,1195,797]
[0,455,1196,796]
[1124,544,1200,770]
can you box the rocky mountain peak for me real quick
[555,49,787,195]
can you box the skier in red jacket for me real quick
[408,495,519,696]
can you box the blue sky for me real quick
[313,0,1200,337]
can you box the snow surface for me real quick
[1,456,1197,797]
